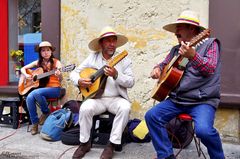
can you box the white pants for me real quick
[79,97,131,144]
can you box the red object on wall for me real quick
[0,0,9,85]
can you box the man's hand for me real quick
[179,41,196,60]
[150,67,161,79]
[78,78,92,88]
[104,66,118,78]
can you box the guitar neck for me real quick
[90,67,104,83]
[90,50,128,82]
[37,69,56,80]
[167,29,211,70]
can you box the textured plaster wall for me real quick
[60,0,239,142]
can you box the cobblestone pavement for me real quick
[0,124,240,159]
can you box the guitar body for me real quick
[151,66,184,101]
[151,29,210,101]
[18,68,43,95]
[79,68,101,98]
[78,50,128,99]
[18,64,75,96]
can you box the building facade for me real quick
[0,0,239,143]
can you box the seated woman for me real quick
[20,41,62,135]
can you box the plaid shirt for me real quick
[157,41,219,76]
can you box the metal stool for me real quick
[90,111,124,151]
[175,114,206,158]
[47,88,66,113]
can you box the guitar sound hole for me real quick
[86,87,89,92]
[33,75,38,82]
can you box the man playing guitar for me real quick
[145,10,225,159]
[70,26,134,159]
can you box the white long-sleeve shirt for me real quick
[70,51,135,100]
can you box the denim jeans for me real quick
[26,87,61,124]
[145,99,225,159]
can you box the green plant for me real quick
[10,49,24,63]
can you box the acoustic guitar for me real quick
[151,29,210,101]
[79,50,128,99]
[18,64,76,95]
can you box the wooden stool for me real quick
[0,97,29,129]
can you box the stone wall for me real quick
[60,0,239,143]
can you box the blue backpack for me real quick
[40,108,72,141]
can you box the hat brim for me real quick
[163,21,205,33]
[88,34,128,52]
[35,45,56,53]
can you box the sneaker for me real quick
[31,124,38,135]
[72,141,91,159]
[39,113,50,125]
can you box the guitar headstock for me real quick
[108,50,128,67]
[61,64,76,72]
[189,29,211,47]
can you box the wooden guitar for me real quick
[18,64,76,95]
[151,29,210,101]
[79,50,128,99]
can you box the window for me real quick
[0,0,60,90]
[9,0,41,82]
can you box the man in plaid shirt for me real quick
[145,10,225,159]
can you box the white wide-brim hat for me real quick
[88,26,128,52]
[35,41,55,53]
[163,10,206,33]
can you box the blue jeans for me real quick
[145,99,225,159]
[26,87,61,124]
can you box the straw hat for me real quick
[88,26,128,51]
[35,41,56,53]
[163,10,205,33]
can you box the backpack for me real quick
[62,100,81,127]
[127,118,151,143]
[166,117,193,149]
[61,125,80,145]
[60,100,81,145]
[40,108,72,141]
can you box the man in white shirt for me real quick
[70,26,134,159]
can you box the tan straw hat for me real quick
[88,26,128,51]
[35,41,56,53]
[163,10,205,33]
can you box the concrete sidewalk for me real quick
[0,124,240,159]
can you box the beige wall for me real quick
[60,0,239,143]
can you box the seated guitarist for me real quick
[70,26,134,159]
[20,41,62,135]
[145,10,225,159]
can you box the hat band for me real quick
[100,32,117,38]
[177,18,199,26]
